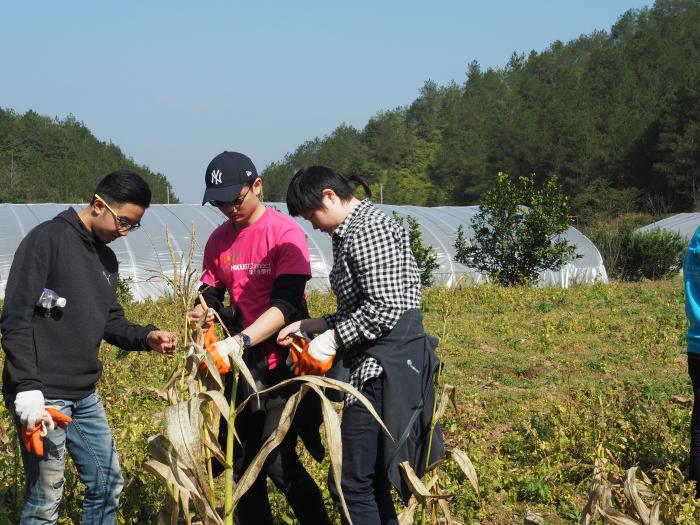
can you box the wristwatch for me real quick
[236,332,252,350]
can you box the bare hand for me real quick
[147,330,176,358]
[277,321,302,346]
[187,304,215,329]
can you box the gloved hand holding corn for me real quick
[286,329,337,376]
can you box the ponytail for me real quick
[346,174,372,199]
[286,165,371,216]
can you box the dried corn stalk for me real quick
[144,226,394,524]
[148,352,392,524]
[397,383,477,525]
[579,448,660,525]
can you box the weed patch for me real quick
[0,279,694,523]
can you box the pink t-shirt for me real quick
[201,208,311,368]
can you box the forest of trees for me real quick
[1,0,697,217]
[0,109,177,204]
[262,0,700,224]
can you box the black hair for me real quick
[92,170,152,208]
[285,165,371,217]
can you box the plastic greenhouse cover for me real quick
[636,213,700,240]
[0,203,608,301]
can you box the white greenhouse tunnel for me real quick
[636,213,700,240]
[0,203,608,301]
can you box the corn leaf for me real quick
[311,382,353,525]
[623,467,650,524]
[450,448,479,497]
[433,384,456,424]
[227,386,306,516]
[599,508,643,525]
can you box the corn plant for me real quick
[143,226,392,524]
[397,383,479,525]
[580,447,661,525]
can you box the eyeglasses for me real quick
[210,184,253,209]
[94,194,141,232]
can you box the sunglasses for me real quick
[94,194,141,232]
[210,184,253,208]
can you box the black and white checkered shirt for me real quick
[322,200,422,406]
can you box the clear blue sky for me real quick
[1,1,651,203]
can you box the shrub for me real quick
[588,216,686,280]
[392,212,439,287]
[587,214,652,280]
[116,276,134,303]
[627,228,686,280]
[454,173,579,286]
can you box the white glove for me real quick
[15,390,45,429]
[212,336,243,361]
[308,329,338,362]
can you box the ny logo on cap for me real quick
[211,169,223,185]
[246,171,253,177]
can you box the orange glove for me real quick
[289,331,336,376]
[23,425,44,456]
[289,332,310,376]
[203,322,218,349]
[198,324,230,375]
[22,407,73,457]
[198,325,243,375]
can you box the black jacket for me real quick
[365,309,445,504]
[1,208,155,401]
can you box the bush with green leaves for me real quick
[116,276,134,304]
[627,228,687,280]
[454,173,579,286]
[392,212,439,287]
[588,216,687,281]
[586,214,648,280]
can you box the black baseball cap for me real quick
[202,151,258,205]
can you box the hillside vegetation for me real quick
[262,0,700,224]
[5,0,698,217]
[0,279,695,524]
[0,108,177,204]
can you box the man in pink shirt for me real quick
[188,152,330,525]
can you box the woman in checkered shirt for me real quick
[278,165,443,525]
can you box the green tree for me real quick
[259,0,700,215]
[0,108,178,203]
[392,212,439,287]
[455,173,579,286]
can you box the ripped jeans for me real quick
[15,392,124,525]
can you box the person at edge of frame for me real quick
[1,170,176,525]
[684,227,700,498]
[277,165,444,525]
[186,151,332,525]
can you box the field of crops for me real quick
[1,279,699,524]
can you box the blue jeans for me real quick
[15,392,124,525]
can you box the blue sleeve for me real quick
[684,228,700,352]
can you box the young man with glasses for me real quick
[187,151,331,525]
[94,193,142,232]
[1,170,176,524]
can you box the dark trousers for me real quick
[689,353,700,496]
[230,404,331,525]
[216,368,330,525]
[329,377,398,525]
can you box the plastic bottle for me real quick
[36,288,67,316]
